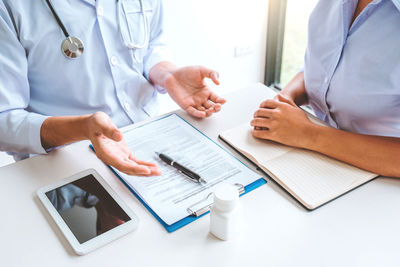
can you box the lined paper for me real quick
[220,124,292,164]
[220,123,377,209]
[265,150,376,208]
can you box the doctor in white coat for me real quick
[0,0,226,176]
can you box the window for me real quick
[265,0,318,88]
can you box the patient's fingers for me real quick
[276,94,296,106]
[251,129,272,140]
[250,118,271,128]
[259,99,280,109]
[254,108,275,118]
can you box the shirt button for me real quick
[97,6,104,16]
[324,77,329,84]
[124,102,131,112]
[110,56,118,66]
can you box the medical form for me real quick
[112,114,261,226]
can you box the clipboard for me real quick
[90,114,266,232]
[108,166,266,232]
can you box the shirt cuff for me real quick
[143,45,173,81]
[28,113,50,155]
[153,84,167,94]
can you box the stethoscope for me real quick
[45,0,148,59]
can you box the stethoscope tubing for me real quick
[45,0,148,59]
[45,0,70,38]
[117,0,149,49]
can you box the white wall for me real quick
[159,0,269,113]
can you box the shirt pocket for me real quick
[119,0,153,59]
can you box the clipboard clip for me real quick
[186,183,245,217]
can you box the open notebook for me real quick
[219,120,378,210]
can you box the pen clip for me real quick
[178,169,199,182]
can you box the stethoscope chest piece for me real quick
[61,36,84,59]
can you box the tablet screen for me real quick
[45,174,131,244]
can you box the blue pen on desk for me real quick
[155,152,206,184]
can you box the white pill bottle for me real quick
[209,184,243,241]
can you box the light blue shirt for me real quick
[304,0,400,137]
[0,0,171,159]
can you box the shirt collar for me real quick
[344,0,400,12]
[378,0,400,12]
[392,0,400,11]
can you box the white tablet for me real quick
[37,169,139,255]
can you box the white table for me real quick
[1,83,399,267]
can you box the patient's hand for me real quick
[250,94,315,149]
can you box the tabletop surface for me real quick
[1,83,399,267]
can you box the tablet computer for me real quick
[37,169,139,255]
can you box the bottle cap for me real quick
[213,184,239,212]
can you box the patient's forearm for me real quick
[306,124,400,177]
[280,72,308,106]
[40,115,90,150]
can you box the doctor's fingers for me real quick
[128,154,161,175]
[113,158,156,176]
[209,91,226,105]
[199,66,220,85]
[202,100,221,116]
[186,106,207,118]
[201,102,214,117]
[129,154,158,166]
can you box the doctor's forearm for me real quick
[305,125,400,177]
[280,72,308,106]
[40,115,91,150]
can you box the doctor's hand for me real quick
[150,63,226,118]
[165,66,226,118]
[250,94,316,149]
[87,112,161,176]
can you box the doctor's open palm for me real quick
[163,66,227,118]
[88,112,161,176]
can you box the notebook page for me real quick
[113,114,261,225]
[219,123,293,164]
[264,149,377,208]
